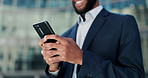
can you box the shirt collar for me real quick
[78,5,103,23]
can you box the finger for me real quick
[46,50,60,57]
[44,35,67,44]
[41,50,48,58]
[41,50,47,57]
[44,57,52,65]
[48,56,62,64]
[43,43,61,49]
[44,46,64,51]
[44,56,61,65]
[42,56,50,64]
[39,38,46,48]
[43,55,52,65]
[42,50,61,58]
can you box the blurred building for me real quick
[0,0,148,78]
[0,0,76,78]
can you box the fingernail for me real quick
[56,41,60,44]
[44,36,47,41]
[41,50,43,54]
[48,58,50,61]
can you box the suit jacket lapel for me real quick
[68,23,78,42]
[62,23,78,78]
[82,8,109,50]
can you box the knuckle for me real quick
[38,39,44,46]
[54,35,59,39]
[48,51,54,56]
[38,42,42,47]
[61,56,65,61]
[41,50,46,56]
[46,59,52,65]
[51,58,55,61]
[47,61,52,65]
[43,44,48,47]
[45,59,48,63]
[62,55,67,61]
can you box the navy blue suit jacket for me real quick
[45,8,145,78]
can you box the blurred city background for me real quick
[0,0,147,78]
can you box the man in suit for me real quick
[39,0,145,78]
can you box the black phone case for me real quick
[33,21,57,43]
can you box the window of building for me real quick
[3,0,13,6]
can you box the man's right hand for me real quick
[39,37,59,72]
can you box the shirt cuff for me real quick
[48,69,60,76]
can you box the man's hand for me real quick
[39,38,59,72]
[39,34,83,66]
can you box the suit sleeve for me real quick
[78,15,145,78]
[45,65,57,78]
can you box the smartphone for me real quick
[33,21,57,43]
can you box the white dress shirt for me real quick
[73,5,103,78]
[49,5,103,78]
